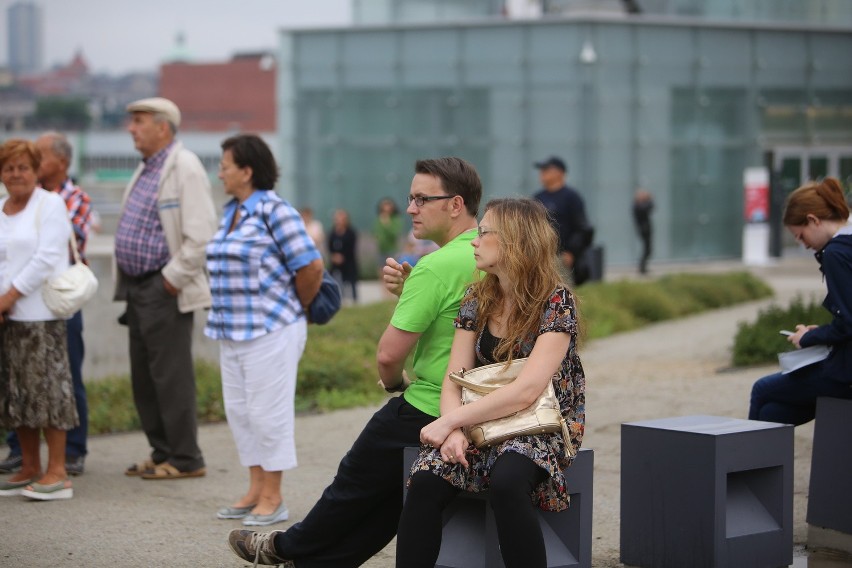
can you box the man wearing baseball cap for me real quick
[533,155,594,285]
[113,97,217,479]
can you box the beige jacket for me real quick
[113,141,217,313]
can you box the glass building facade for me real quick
[278,11,852,263]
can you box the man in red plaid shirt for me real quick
[0,132,93,477]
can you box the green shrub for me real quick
[297,301,395,412]
[87,375,141,434]
[732,294,831,366]
[577,271,772,340]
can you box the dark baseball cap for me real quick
[533,156,567,172]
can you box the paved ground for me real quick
[0,254,837,567]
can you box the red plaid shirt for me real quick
[54,178,93,263]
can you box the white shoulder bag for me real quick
[34,194,99,318]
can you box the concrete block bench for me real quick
[807,396,852,555]
[620,415,793,568]
[402,446,594,568]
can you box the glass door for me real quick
[773,146,852,189]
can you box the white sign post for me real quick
[742,167,772,266]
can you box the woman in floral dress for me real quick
[396,197,585,568]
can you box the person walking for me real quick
[0,132,92,477]
[206,134,323,526]
[227,156,482,567]
[114,97,217,479]
[748,177,852,425]
[395,198,585,568]
[632,188,654,274]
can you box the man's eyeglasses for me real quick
[477,227,498,238]
[407,194,455,207]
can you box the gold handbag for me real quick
[449,358,575,457]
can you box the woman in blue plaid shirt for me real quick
[205,134,323,527]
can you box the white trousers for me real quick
[219,320,307,471]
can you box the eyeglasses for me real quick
[477,227,498,238]
[407,194,455,207]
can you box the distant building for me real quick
[0,86,36,131]
[159,53,276,132]
[16,50,90,96]
[277,0,852,264]
[8,1,43,75]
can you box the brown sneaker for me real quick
[227,529,293,566]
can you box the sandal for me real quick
[21,479,73,501]
[125,459,159,477]
[140,462,206,480]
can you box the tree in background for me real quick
[27,97,91,130]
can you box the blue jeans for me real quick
[6,310,87,458]
[748,363,852,426]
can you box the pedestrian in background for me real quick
[328,208,358,303]
[532,156,594,285]
[299,207,326,260]
[206,134,323,526]
[373,197,402,277]
[632,188,654,274]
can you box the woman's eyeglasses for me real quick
[477,227,498,238]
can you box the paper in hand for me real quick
[778,345,831,374]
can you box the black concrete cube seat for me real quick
[620,415,793,568]
[402,446,594,568]
[807,397,852,548]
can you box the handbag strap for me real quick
[32,190,80,266]
[258,200,294,276]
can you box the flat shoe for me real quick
[20,479,73,501]
[140,463,206,480]
[217,503,257,520]
[125,458,160,477]
[242,502,289,526]
[0,477,36,497]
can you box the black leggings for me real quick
[396,451,548,568]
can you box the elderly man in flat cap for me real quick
[114,97,217,479]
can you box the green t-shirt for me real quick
[391,229,478,417]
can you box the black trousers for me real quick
[396,451,548,568]
[275,396,433,568]
[126,272,204,472]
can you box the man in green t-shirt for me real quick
[229,157,482,567]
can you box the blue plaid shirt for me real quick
[204,191,321,341]
[114,143,173,276]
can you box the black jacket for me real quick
[799,227,852,383]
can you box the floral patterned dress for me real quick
[409,285,585,512]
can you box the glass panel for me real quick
[808,157,828,181]
[760,90,808,143]
[778,157,802,193]
[839,157,852,194]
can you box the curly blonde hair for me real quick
[471,198,568,363]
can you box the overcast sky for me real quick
[0,0,352,74]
